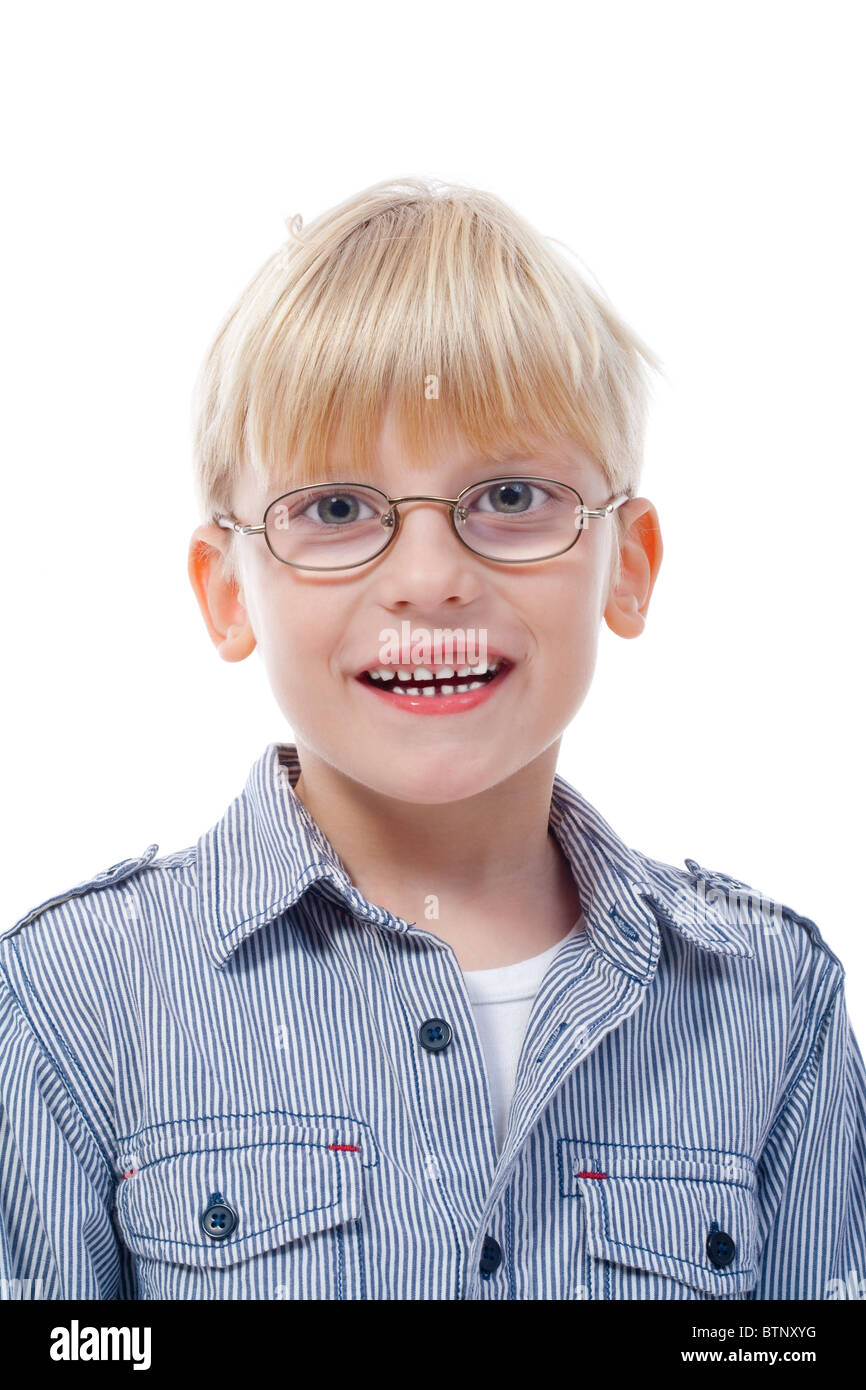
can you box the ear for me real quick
[603,499,663,638]
[187,525,256,662]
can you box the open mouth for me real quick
[358,659,510,697]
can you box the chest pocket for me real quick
[114,1115,368,1299]
[560,1140,759,1300]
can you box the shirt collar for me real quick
[197,743,755,973]
[546,773,756,976]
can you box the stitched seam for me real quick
[124,1149,346,1246]
[541,983,635,1094]
[17,845,163,913]
[762,984,843,1152]
[149,851,197,870]
[643,877,732,945]
[134,1136,355,1175]
[505,1185,515,1300]
[532,974,585,1030]
[120,1150,353,1251]
[10,940,116,1138]
[592,925,656,983]
[6,874,143,934]
[333,1222,345,1299]
[793,960,832,1059]
[536,956,608,1034]
[0,961,115,1179]
[357,1197,367,1300]
[380,933,465,1299]
[217,863,336,938]
[586,1174,754,1191]
[535,973,637,1065]
[598,1183,755,1279]
[116,1108,379,1167]
[561,1137,756,1164]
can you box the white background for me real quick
[3,1,864,1041]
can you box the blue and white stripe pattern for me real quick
[1,741,864,1299]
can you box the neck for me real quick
[290,739,583,967]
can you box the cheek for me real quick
[251,577,339,688]
[540,572,605,668]
[554,622,601,691]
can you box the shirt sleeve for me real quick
[751,975,866,1299]
[0,971,130,1299]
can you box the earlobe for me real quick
[603,501,663,639]
[187,526,256,662]
[217,624,256,663]
[605,590,646,639]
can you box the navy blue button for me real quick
[479,1235,502,1274]
[419,1018,452,1052]
[200,1198,238,1240]
[706,1229,736,1267]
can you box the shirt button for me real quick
[706,1229,736,1267]
[418,1017,453,1052]
[200,1195,238,1240]
[479,1235,502,1274]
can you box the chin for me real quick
[357,753,524,807]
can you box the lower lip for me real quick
[356,665,512,715]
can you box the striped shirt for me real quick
[1,741,864,1300]
[464,918,584,1157]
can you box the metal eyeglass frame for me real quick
[213,476,630,571]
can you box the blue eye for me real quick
[473,480,551,514]
[300,491,377,526]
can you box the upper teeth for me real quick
[367,661,500,681]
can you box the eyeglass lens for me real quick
[263,478,585,568]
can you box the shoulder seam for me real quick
[761,977,846,1152]
[3,843,166,940]
[0,962,116,1181]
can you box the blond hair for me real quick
[192,176,662,585]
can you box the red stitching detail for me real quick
[121,1168,137,1179]
[576,1170,607,1179]
[328,1143,361,1152]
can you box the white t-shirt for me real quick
[463,915,585,1156]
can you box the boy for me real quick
[2,177,864,1301]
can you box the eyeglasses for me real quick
[213,476,629,571]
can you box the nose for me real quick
[387,497,465,553]
[375,497,483,607]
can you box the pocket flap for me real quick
[561,1140,759,1296]
[115,1117,366,1269]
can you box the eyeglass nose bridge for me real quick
[379,493,469,533]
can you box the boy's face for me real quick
[189,409,661,805]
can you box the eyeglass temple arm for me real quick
[583,493,629,519]
[214,516,265,535]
